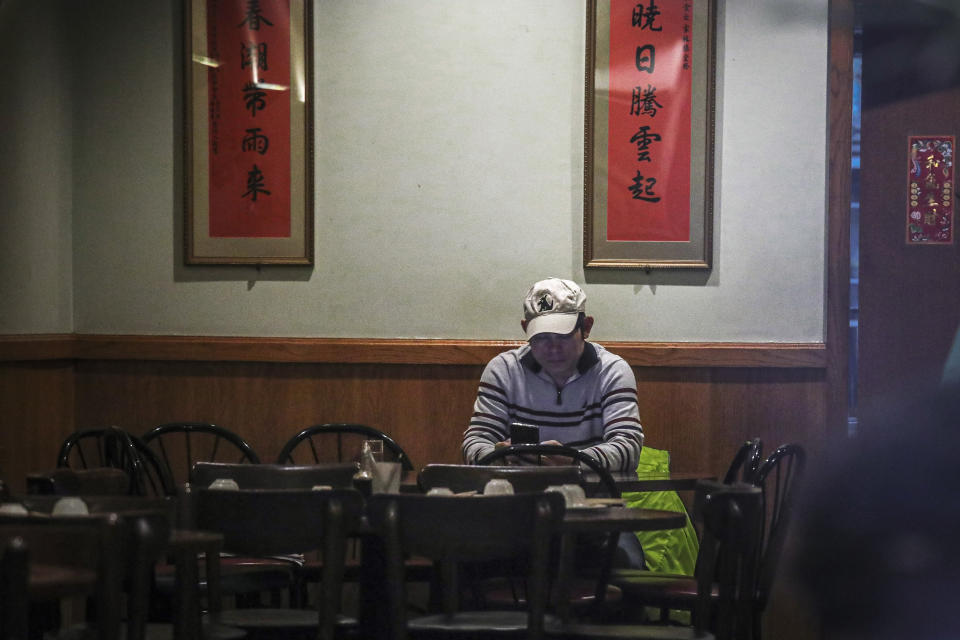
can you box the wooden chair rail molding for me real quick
[0,334,826,368]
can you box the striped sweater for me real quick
[462,342,643,471]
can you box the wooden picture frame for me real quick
[584,0,717,270]
[184,0,313,265]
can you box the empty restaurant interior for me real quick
[3,2,960,640]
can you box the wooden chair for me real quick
[0,536,28,640]
[416,463,582,613]
[190,461,357,490]
[190,460,381,617]
[183,487,363,640]
[276,423,414,471]
[365,491,566,640]
[418,464,582,495]
[57,427,175,497]
[14,494,227,640]
[142,422,261,488]
[0,511,125,640]
[477,444,623,617]
[477,444,620,498]
[722,438,763,484]
[26,467,130,496]
[750,444,806,640]
[546,481,764,640]
[610,444,804,639]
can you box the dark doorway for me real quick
[855,0,960,430]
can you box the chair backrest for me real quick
[418,463,582,494]
[723,438,764,484]
[476,443,622,609]
[366,492,565,639]
[16,495,175,640]
[477,443,620,499]
[57,427,175,497]
[26,467,130,496]
[0,536,28,640]
[752,443,806,614]
[186,487,363,640]
[141,422,260,488]
[691,481,764,640]
[276,423,414,471]
[0,511,126,640]
[190,461,358,490]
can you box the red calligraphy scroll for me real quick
[606,0,692,242]
[207,0,291,238]
[907,136,954,244]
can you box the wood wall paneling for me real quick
[72,360,485,470]
[0,360,75,493]
[0,334,825,368]
[2,333,826,640]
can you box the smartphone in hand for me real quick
[510,422,540,445]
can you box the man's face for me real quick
[528,328,586,384]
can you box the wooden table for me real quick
[561,505,687,534]
[405,470,714,494]
[584,471,714,493]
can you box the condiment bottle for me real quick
[352,441,374,497]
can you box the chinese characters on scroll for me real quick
[584,0,714,270]
[185,0,312,265]
[608,0,692,242]
[207,0,292,238]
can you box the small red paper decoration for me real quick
[907,136,954,244]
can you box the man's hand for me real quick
[536,439,572,466]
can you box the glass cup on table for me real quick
[365,440,384,462]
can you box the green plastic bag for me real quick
[622,446,699,576]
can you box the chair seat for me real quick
[205,609,357,636]
[140,621,248,640]
[479,576,623,612]
[298,553,434,583]
[610,570,715,606]
[55,620,248,640]
[155,556,296,596]
[544,619,714,639]
[409,611,562,635]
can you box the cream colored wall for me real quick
[0,0,73,334]
[2,0,829,342]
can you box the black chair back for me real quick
[191,461,357,490]
[57,427,174,497]
[16,495,176,640]
[276,423,414,471]
[723,438,764,484]
[476,443,622,612]
[366,492,565,640]
[187,487,363,640]
[26,467,129,496]
[142,422,260,488]
[693,481,764,640]
[477,443,620,499]
[0,511,125,640]
[751,443,806,637]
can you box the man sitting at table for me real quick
[462,277,644,471]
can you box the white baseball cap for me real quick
[522,278,587,340]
